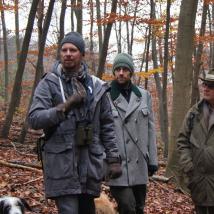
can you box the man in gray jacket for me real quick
[177,68,214,214]
[28,32,122,214]
[107,53,158,214]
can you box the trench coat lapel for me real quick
[114,94,128,114]
[125,92,141,119]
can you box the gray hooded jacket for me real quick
[28,62,119,198]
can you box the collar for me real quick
[110,80,142,101]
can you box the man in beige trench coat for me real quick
[177,68,214,214]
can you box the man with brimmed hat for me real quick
[28,32,122,214]
[177,68,214,214]
[107,53,158,214]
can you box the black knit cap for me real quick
[60,32,85,55]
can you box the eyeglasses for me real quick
[202,82,214,89]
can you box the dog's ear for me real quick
[19,198,32,211]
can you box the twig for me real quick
[8,161,42,169]
[0,160,42,173]
[9,141,37,157]
[23,176,43,185]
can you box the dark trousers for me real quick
[110,184,147,214]
[195,206,214,214]
[55,194,95,214]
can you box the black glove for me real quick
[148,165,158,176]
[56,78,86,114]
[106,157,122,180]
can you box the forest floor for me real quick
[0,109,195,214]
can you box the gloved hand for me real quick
[106,157,122,180]
[107,162,122,179]
[57,78,86,114]
[148,165,158,176]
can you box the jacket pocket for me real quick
[44,143,74,179]
[88,143,104,180]
[141,107,149,116]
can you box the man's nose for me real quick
[118,68,125,74]
[65,50,72,55]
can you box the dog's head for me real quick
[0,196,32,214]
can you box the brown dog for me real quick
[95,192,117,214]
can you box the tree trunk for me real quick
[89,0,96,73]
[37,0,44,77]
[208,4,214,71]
[140,27,148,72]
[15,0,20,62]
[18,0,56,143]
[166,0,199,188]
[0,0,40,139]
[162,0,171,158]
[151,0,166,160]
[144,8,152,89]
[0,0,9,104]
[14,0,22,108]
[129,1,138,55]
[76,0,82,34]
[96,0,103,55]
[70,0,75,31]
[96,0,117,78]
[191,2,208,106]
[114,0,122,53]
[57,0,67,59]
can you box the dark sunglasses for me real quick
[202,81,214,89]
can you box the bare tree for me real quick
[162,0,171,157]
[14,0,20,62]
[70,0,75,31]
[96,0,103,54]
[0,0,9,103]
[76,0,82,34]
[208,4,214,69]
[150,0,166,159]
[96,0,117,78]
[57,0,67,59]
[88,0,96,72]
[0,0,40,138]
[191,1,208,106]
[166,0,199,190]
[14,0,22,108]
[18,0,56,143]
[114,0,122,53]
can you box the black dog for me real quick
[0,196,32,214]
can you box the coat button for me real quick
[134,118,137,123]
[136,159,139,163]
[135,138,138,143]
[127,159,130,163]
